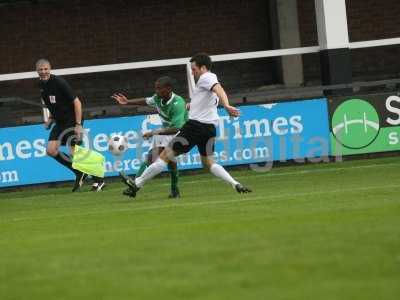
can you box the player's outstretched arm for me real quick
[143,127,180,139]
[212,84,240,117]
[111,93,147,106]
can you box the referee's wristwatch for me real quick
[75,122,82,126]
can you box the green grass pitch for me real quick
[1,157,400,300]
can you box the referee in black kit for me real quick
[36,58,103,192]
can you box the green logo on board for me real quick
[331,99,380,149]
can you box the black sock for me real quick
[53,152,78,175]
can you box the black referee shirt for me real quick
[39,74,78,126]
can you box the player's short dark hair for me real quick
[35,58,51,69]
[190,53,212,70]
[156,76,175,89]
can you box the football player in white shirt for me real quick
[121,53,251,197]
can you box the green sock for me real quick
[136,161,150,177]
[170,169,179,191]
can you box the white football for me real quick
[108,135,128,156]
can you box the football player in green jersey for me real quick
[112,76,187,198]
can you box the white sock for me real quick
[135,158,167,188]
[210,164,239,188]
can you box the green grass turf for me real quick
[1,157,400,300]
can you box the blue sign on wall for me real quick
[0,99,329,188]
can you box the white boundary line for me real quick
[1,160,399,198]
[1,37,399,82]
[157,161,400,187]
[1,160,399,232]
[2,181,399,224]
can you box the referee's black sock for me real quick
[53,152,78,175]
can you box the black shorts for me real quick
[171,119,216,157]
[49,123,83,146]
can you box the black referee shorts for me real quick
[49,123,83,146]
[171,119,216,157]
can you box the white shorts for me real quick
[150,134,175,150]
